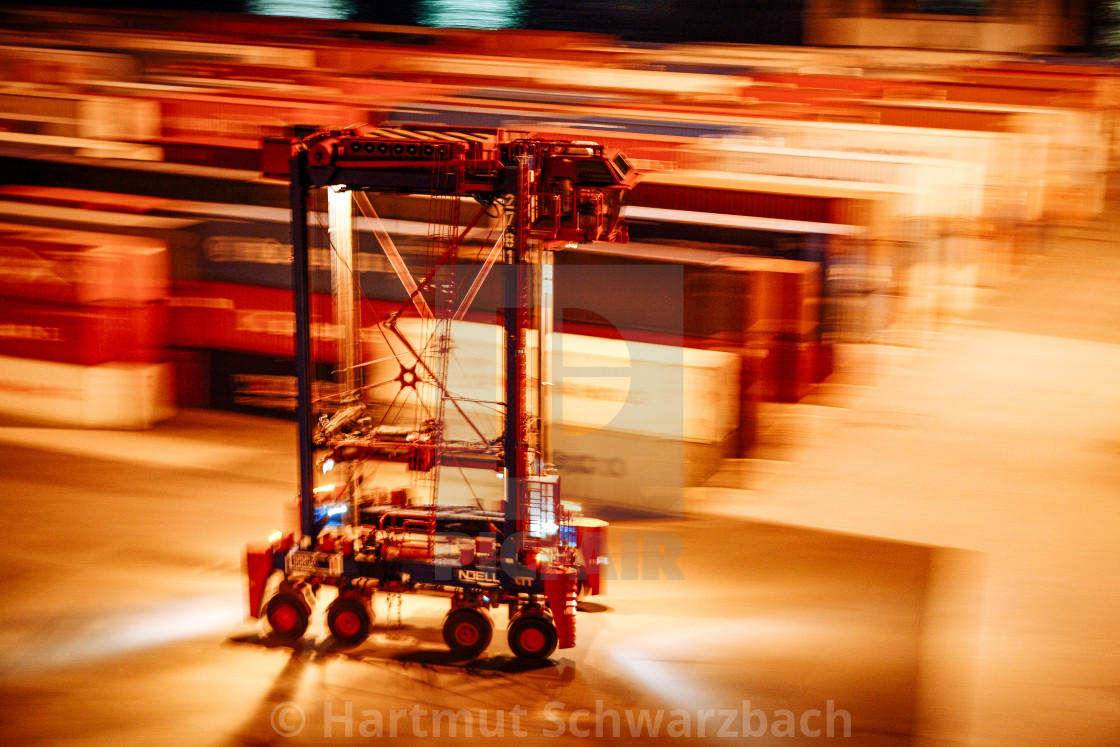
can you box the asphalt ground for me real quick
[696,204,1120,745]
[0,425,932,746]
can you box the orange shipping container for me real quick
[0,223,169,305]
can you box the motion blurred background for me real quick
[1,2,1119,746]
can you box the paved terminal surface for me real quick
[699,213,1120,745]
[0,411,929,746]
[0,205,1118,745]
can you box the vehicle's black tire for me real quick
[507,613,558,659]
[326,596,372,647]
[442,608,493,660]
[266,591,310,641]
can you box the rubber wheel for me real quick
[442,608,493,660]
[266,591,309,641]
[326,596,372,647]
[507,614,558,660]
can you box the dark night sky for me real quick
[30,0,807,45]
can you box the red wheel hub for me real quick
[519,627,545,653]
[272,604,298,633]
[335,610,361,638]
[454,622,479,646]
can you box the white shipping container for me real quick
[553,334,740,444]
[366,319,741,446]
[736,118,1044,222]
[553,428,720,517]
[532,67,743,98]
[0,90,160,141]
[870,99,1109,219]
[0,356,176,429]
[360,320,739,515]
[76,96,160,141]
[680,142,985,219]
[385,53,742,98]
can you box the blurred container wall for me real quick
[0,355,174,429]
[363,319,741,515]
[153,92,371,144]
[0,45,141,86]
[0,198,204,282]
[0,90,159,141]
[0,223,174,427]
[0,298,167,365]
[0,223,169,304]
[1,8,1115,437]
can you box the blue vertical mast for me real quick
[289,147,316,543]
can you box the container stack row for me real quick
[0,8,1116,467]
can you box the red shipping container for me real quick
[749,333,818,404]
[856,101,1012,133]
[748,259,821,332]
[775,338,818,404]
[0,185,173,214]
[746,259,822,404]
[0,297,168,365]
[166,347,210,408]
[816,340,835,384]
[170,280,396,360]
[168,281,237,351]
[149,60,319,88]
[321,77,452,102]
[155,92,370,142]
[630,178,838,224]
[149,137,262,172]
[748,72,940,99]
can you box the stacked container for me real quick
[0,223,175,427]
